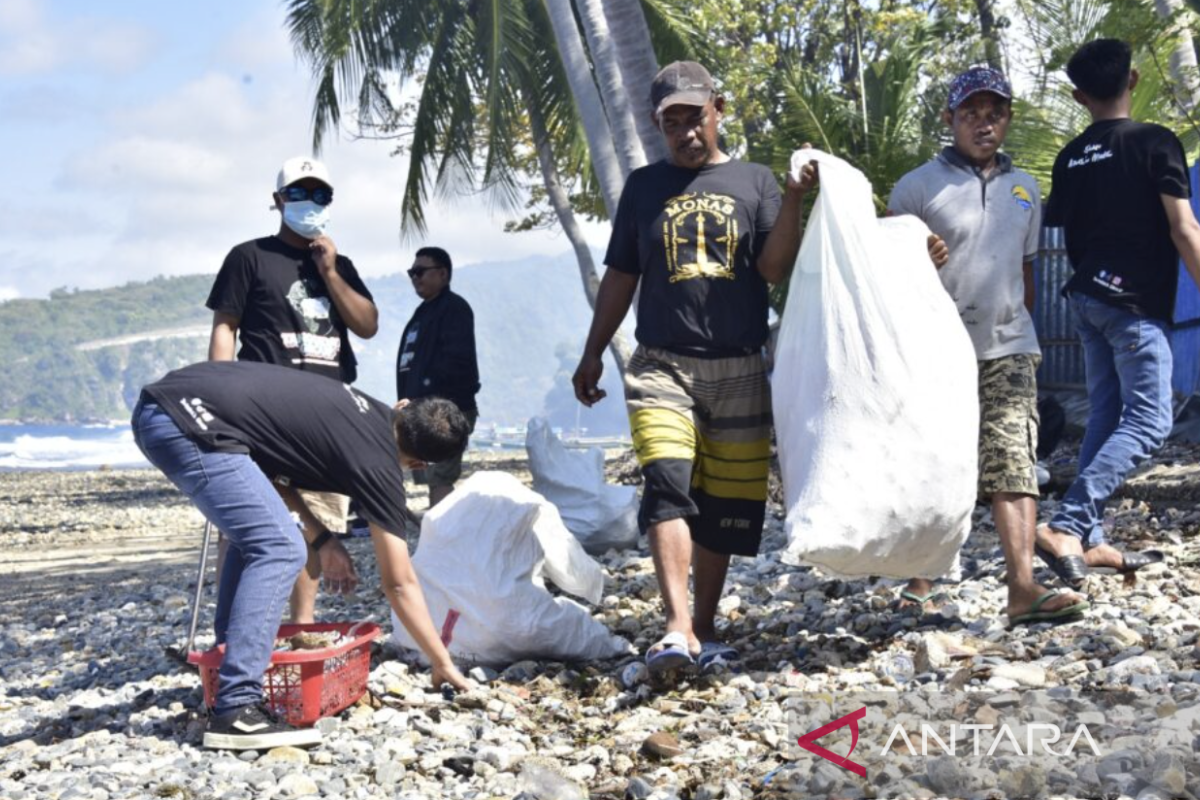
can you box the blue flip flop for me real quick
[697,641,739,672]
[646,631,695,674]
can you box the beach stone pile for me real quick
[2,442,1200,799]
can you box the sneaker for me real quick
[202,703,322,750]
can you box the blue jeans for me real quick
[1049,294,1174,546]
[131,400,307,715]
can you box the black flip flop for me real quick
[1087,548,1166,576]
[1034,544,1088,589]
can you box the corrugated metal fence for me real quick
[1035,160,1200,399]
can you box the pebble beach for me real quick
[2,443,1200,800]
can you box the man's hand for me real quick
[572,354,607,407]
[310,235,338,279]
[787,141,818,199]
[927,234,949,269]
[318,538,359,595]
[431,659,471,692]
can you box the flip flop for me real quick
[646,631,695,674]
[697,641,739,672]
[898,590,945,612]
[1009,589,1090,627]
[1034,544,1088,589]
[1086,548,1166,576]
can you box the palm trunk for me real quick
[574,0,647,177]
[542,0,625,217]
[602,0,667,163]
[1154,0,1200,113]
[525,94,632,375]
[974,0,1003,69]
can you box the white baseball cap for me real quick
[276,156,333,191]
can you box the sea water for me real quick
[0,423,148,470]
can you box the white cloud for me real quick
[62,137,237,191]
[0,0,157,76]
[4,2,611,299]
[0,285,19,302]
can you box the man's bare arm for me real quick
[275,483,358,594]
[208,311,239,361]
[370,523,469,690]
[572,269,639,406]
[310,235,380,338]
[1163,194,1200,289]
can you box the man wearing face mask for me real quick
[206,156,379,624]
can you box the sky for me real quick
[0,0,609,301]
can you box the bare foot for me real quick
[646,628,701,659]
[1007,582,1087,619]
[1035,524,1084,558]
[1081,543,1126,570]
[898,578,941,612]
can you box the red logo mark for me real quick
[797,707,867,777]
[440,609,461,646]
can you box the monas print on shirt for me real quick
[662,191,740,283]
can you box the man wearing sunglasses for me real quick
[396,247,480,507]
[205,156,380,625]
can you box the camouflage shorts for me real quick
[977,354,1040,498]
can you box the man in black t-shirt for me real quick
[572,62,817,677]
[397,246,481,507]
[1037,40,1200,586]
[206,157,380,624]
[132,362,470,751]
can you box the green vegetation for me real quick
[0,257,629,433]
[0,277,212,421]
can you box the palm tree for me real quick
[542,0,624,217]
[1153,0,1200,113]
[575,0,648,176]
[285,0,634,371]
[603,0,668,163]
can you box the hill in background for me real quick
[0,252,629,435]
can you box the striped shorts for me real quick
[624,346,772,556]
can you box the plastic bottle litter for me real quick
[883,653,915,684]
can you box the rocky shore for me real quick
[2,444,1200,800]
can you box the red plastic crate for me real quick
[188,622,380,726]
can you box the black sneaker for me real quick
[202,703,322,750]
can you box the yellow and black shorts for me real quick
[624,346,772,556]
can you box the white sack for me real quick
[525,416,638,554]
[773,149,979,579]
[390,471,634,667]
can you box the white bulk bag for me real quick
[391,471,634,666]
[773,149,978,579]
[525,417,638,554]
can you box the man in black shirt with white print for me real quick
[206,156,379,624]
[133,362,470,751]
[1037,39,1200,586]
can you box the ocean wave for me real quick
[0,428,148,470]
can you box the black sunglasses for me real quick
[407,266,443,278]
[281,185,334,206]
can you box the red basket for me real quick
[188,622,380,726]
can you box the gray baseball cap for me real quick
[650,61,715,117]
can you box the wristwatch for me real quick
[310,529,334,552]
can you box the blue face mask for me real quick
[281,200,330,239]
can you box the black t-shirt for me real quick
[142,361,410,537]
[207,236,374,382]
[1045,119,1191,321]
[606,159,781,355]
